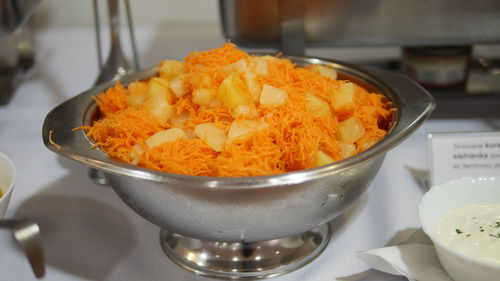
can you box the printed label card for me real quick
[428,131,500,186]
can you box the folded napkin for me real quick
[357,229,453,281]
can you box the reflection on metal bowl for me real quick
[42,56,435,279]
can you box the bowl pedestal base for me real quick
[159,223,331,279]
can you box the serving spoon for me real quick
[89,0,139,185]
[0,218,45,278]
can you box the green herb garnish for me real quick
[489,233,500,239]
[455,229,463,234]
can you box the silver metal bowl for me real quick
[42,56,435,279]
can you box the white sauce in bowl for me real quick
[437,203,500,265]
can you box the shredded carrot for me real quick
[82,43,394,177]
[93,81,128,117]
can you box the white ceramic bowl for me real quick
[418,176,500,281]
[0,152,15,218]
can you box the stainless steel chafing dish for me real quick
[42,56,435,279]
[219,0,500,54]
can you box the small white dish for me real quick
[0,152,15,218]
[418,176,500,281]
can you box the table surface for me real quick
[0,25,498,281]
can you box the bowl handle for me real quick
[42,68,158,174]
[42,82,111,168]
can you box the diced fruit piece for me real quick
[309,64,337,80]
[358,137,379,152]
[231,105,258,119]
[194,123,226,152]
[143,78,174,124]
[305,92,332,117]
[336,117,365,143]
[259,55,280,63]
[146,77,174,104]
[222,59,248,74]
[126,81,147,108]
[251,57,269,76]
[170,112,189,127]
[127,93,145,108]
[146,128,187,148]
[169,76,189,98]
[159,60,184,80]
[192,88,213,106]
[332,82,355,112]
[313,150,335,167]
[126,81,148,107]
[338,142,356,160]
[143,92,174,127]
[129,144,144,165]
[227,120,267,142]
[208,99,221,107]
[128,81,147,96]
[186,71,212,89]
[259,84,287,107]
[243,71,261,102]
[216,73,253,110]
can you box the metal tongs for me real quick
[89,0,139,185]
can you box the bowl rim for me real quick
[418,176,500,269]
[42,55,435,189]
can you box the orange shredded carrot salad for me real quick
[84,43,393,177]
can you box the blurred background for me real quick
[2,0,500,119]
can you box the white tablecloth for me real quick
[0,26,498,281]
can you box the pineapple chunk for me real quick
[216,73,253,109]
[128,81,147,96]
[192,88,213,106]
[305,92,332,117]
[251,57,269,76]
[126,81,147,108]
[208,99,222,107]
[143,91,174,127]
[170,112,189,127]
[129,144,144,165]
[144,78,175,124]
[313,151,335,167]
[336,117,365,143]
[227,120,267,142]
[127,93,145,108]
[338,142,356,160]
[169,75,189,98]
[243,71,261,102]
[309,64,338,80]
[358,137,379,152]
[146,128,187,148]
[260,55,280,63]
[332,82,355,112]
[222,59,248,74]
[146,77,174,104]
[194,123,226,152]
[159,60,184,80]
[231,105,258,119]
[259,84,287,107]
